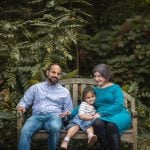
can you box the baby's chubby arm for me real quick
[79,113,100,120]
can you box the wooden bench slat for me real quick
[65,85,70,91]
[33,129,134,141]
[73,84,78,107]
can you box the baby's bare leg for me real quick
[66,125,80,138]
[61,125,80,150]
[86,127,97,144]
[86,126,94,135]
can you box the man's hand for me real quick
[17,105,26,113]
[59,110,71,118]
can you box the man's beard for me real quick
[48,77,58,85]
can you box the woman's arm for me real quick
[67,106,80,120]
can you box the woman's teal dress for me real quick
[93,84,131,134]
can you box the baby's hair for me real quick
[82,86,95,100]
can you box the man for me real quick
[17,64,73,150]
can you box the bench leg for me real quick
[132,139,137,150]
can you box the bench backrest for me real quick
[60,78,136,114]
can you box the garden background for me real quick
[0,0,150,149]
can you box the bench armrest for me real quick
[17,111,25,139]
[17,111,23,118]
[131,109,138,117]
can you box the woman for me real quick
[92,64,131,150]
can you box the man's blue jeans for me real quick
[18,113,62,150]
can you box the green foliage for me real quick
[0,110,16,150]
[0,89,12,109]
[0,1,92,149]
[79,16,150,101]
[0,0,92,104]
[61,69,78,79]
[91,0,150,30]
[123,82,150,132]
[0,0,150,149]
[111,16,150,99]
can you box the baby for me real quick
[61,86,100,150]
